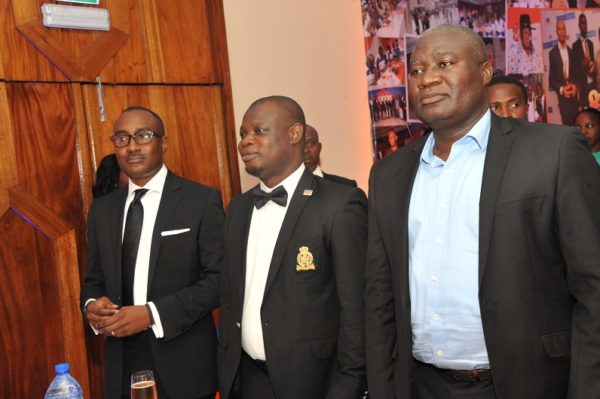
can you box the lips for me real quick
[240,152,258,162]
[126,155,145,163]
[420,93,446,105]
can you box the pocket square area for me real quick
[161,228,191,237]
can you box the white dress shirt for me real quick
[312,165,324,177]
[123,164,168,338]
[86,165,167,338]
[241,164,305,360]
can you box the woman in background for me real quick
[92,153,128,198]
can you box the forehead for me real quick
[411,31,474,63]
[114,110,159,131]
[488,83,524,99]
[305,128,317,141]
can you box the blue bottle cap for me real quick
[55,363,70,373]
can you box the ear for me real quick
[289,123,303,144]
[481,61,493,86]
[161,136,168,154]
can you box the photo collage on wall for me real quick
[362,0,598,159]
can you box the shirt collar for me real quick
[127,164,168,197]
[312,165,324,177]
[260,164,306,196]
[421,109,491,164]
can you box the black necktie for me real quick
[252,185,287,209]
[121,188,148,306]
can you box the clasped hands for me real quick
[85,296,151,338]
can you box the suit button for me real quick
[235,322,240,328]
[264,322,269,327]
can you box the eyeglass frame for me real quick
[109,128,164,147]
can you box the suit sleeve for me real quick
[80,201,107,309]
[365,166,398,399]
[555,132,600,398]
[325,188,368,399]
[549,49,564,96]
[153,189,225,341]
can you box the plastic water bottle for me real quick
[44,363,84,399]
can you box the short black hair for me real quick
[92,153,121,198]
[574,107,600,124]
[121,106,165,136]
[487,75,528,104]
[248,96,306,132]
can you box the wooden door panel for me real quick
[82,84,237,202]
[0,187,89,399]
[0,0,226,83]
[7,82,88,272]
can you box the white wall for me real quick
[223,0,373,192]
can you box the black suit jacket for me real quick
[81,171,224,399]
[365,114,600,398]
[322,171,358,187]
[549,44,579,124]
[219,168,367,399]
[572,38,595,107]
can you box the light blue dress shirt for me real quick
[408,110,491,370]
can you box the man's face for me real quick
[238,101,298,187]
[387,131,398,146]
[408,30,491,131]
[579,14,587,38]
[487,83,528,120]
[575,112,600,150]
[113,110,166,187]
[303,126,322,172]
[557,20,567,44]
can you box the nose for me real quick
[497,104,512,118]
[416,67,441,88]
[125,136,141,152]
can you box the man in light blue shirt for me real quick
[366,24,600,399]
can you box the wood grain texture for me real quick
[0,186,89,399]
[0,84,18,188]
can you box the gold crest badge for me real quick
[296,246,316,271]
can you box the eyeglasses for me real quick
[109,129,163,147]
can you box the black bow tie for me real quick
[252,185,288,209]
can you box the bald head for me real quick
[418,24,487,64]
[303,124,322,172]
[248,95,306,134]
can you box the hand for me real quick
[85,296,119,328]
[97,305,151,338]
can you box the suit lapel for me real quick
[147,172,182,289]
[478,115,515,285]
[110,188,128,302]
[263,169,314,297]
[395,140,426,315]
[236,192,255,304]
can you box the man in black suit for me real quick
[303,124,358,187]
[572,13,596,109]
[81,106,223,399]
[365,24,600,399]
[549,18,579,125]
[218,96,367,399]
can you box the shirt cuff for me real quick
[148,302,164,338]
[84,298,101,335]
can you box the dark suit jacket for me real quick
[549,44,579,125]
[572,38,595,107]
[365,114,600,398]
[81,171,224,399]
[322,171,358,187]
[219,168,367,399]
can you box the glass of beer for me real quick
[131,370,157,399]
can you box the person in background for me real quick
[574,107,600,165]
[303,124,357,187]
[366,24,600,399]
[383,130,399,156]
[486,75,529,120]
[549,18,579,125]
[219,96,367,399]
[81,106,223,399]
[572,13,596,109]
[92,153,128,198]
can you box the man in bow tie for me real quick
[80,106,224,399]
[218,96,368,399]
